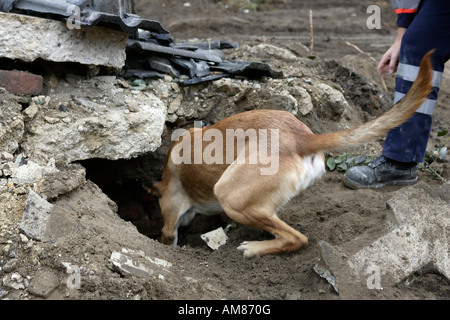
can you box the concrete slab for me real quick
[0,12,127,69]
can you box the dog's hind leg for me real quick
[214,158,311,258]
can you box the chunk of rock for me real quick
[28,269,60,299]
[0,12,127,69]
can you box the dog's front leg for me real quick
[159,192,191,246]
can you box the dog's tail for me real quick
[303,50,434,155]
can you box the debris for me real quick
[108,249,172,279]
[313,259,339,293]
[127,39,223,63]
[2,272,26,290]
[28,269,60,298]
[1,0,167,35]
[211,61,283,79]
[18,189,54,241]
[0,12,128,69]
[201,227,229,250]
[148,56,182,78]
[21,79,166,165]
[109,251,152,278]
[0,1,281,86]
[175,40,238,51]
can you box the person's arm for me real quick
[377,1,420,78]
[377,27,406,79]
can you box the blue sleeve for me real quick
[390,0,421,28]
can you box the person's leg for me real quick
[345,0,450,189]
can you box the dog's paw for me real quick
[237,241,259,258]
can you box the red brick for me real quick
[0,70,43,95]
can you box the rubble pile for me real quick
[0,0,282,86]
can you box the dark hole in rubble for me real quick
[0,57,115,78]
[77,155,227,247]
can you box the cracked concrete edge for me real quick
[0,12,127,69]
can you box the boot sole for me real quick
[343,176,418,190]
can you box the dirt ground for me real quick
[1,0,449,302]
[131,0,450,300]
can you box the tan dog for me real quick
[147,51,433,258]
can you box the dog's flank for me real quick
[151,50,433,258]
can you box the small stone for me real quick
[8,242,19,258]
[200,227,228,250]
[117,79,130,88]
[28,269,60,298]
[3,272,25,290]
[44,116,60,124]
[59,104,67,112]
[125,100,140,113]
[2,258,19,273]
[23,103,39,119]
[19,233,29,243]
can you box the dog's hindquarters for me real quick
[214,152,325,257]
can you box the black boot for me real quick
[344,155,418,189]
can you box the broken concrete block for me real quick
[28,269,60,298]
[109,251,153,278]
[0,12,127,69]
[0,70,43,95]
[18,188,81,242]
[33,167,86,200]
[315,181,450,298]
[20,80,166,165]
[18,189,54,241]
[11,159,58,185]
[201,227,228,250]
[2,272,26,290]
[108,248,172,279]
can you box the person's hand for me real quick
[377,27,407,79]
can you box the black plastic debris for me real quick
[173,40,239,51]
[124,69,165,80]
[127,39,223,64]
[211,61,284,79]
[148,56,181,78]
[126,38,283,86]
[170,58,210,79]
